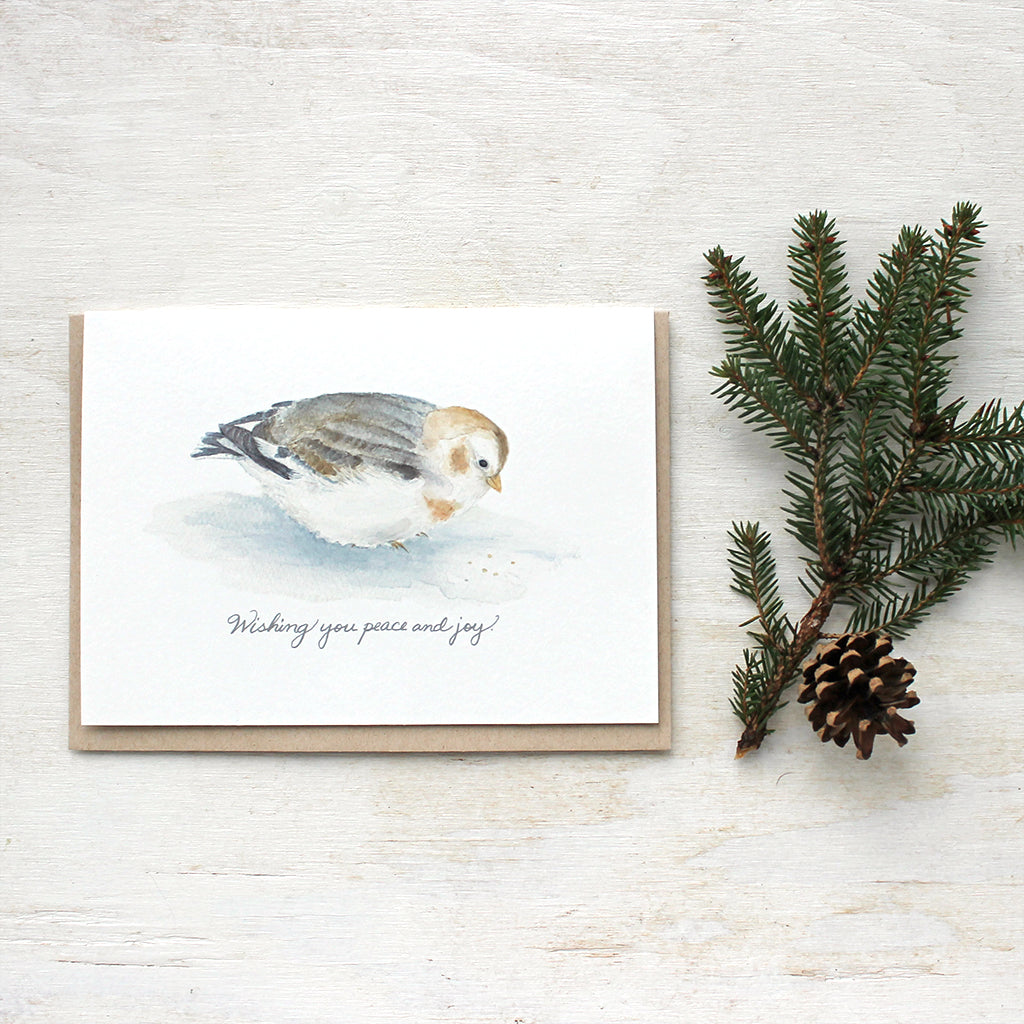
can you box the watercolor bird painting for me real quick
[193,392,508,549]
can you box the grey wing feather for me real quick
[254,392,436,482]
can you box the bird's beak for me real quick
[487,474,502,492]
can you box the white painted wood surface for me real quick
[2,2,1022,1020]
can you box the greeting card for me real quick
[70,307,669,750]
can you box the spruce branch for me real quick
[727,522,794,653]
[705,203,1024,758]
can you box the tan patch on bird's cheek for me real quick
[448,443,470,474]
[425,497,457,522]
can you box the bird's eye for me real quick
[478,458,489,469]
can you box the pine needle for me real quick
[705,204,1024,757]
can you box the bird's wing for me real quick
[255,392,436,483]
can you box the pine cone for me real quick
[797,632,920,760]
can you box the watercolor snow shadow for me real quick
[149,491,569,603]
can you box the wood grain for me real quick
[2,2,1022,1021]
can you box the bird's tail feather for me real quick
[191,411,293,480]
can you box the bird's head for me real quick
[423,406,508,494]
[464,430,506,492]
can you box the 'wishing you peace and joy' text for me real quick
[226,610,500,650]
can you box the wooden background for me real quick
[2,2,1022,1021]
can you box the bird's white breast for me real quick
[244,459,436,547]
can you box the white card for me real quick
[78,307,660,726]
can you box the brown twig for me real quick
[735,581,838,757]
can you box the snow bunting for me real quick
[193,392,508,548]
